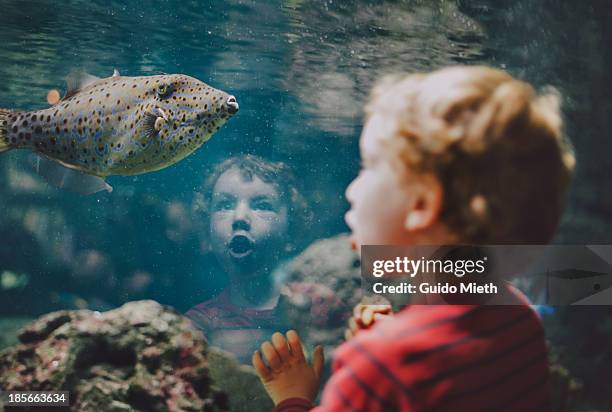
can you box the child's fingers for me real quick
[353,304,392,326]
[362,307,375,326]
[286,330,306,362]
[353,303,366,317]
[376,305,392,314]
[261,341,282,370]
[348,316,359,333]
[344,328,353,341]
[364,305,392,324]
[271,332,291,362]
[252,350,272,381]
[312,345,324,380]
[368,304,392,314]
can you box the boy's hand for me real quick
[252,330,324,405]
[345,304,392,341]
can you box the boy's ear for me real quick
[403,173,443,232]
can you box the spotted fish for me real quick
[0,70,239,194]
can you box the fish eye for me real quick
[156,83,173,99]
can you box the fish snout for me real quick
[226,95,239,114]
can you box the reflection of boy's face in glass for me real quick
[210,167,289,275]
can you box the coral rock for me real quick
[0,300,227,411]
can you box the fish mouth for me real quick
[228,234,253,258]
[226,95,239,114]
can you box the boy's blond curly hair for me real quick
[367,66,575,243]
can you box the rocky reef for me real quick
[0,300,228,411]
[0,237,606,412]
[280,234,388,363]
[279,234,361,359]
[206,348,273,412]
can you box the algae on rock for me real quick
[0,300,227,411]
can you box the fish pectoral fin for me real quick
[142,111,162,140]
[150,107,168,121]
[29,154,113,195]
[63,71,103,100]
[143,107,171,139]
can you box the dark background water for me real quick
[1,0,612,408]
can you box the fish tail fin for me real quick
[0,108,15,153]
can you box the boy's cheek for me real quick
[210,221,230,240]
[251,213,289,234]
[211,213,233,226]
[250,224,289,246]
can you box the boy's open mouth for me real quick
[229,234,254,258]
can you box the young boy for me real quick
[252,66,575,410]
[186,155,310,364]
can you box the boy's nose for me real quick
[232,202,251,230]
[232,219,250,232]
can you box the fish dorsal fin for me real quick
[112,68,121,77]
[63,71,102,100]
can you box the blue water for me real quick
[0,0,491,312]
[1,1,610,301]
[1,1,612,406]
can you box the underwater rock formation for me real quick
[0,300,228,411]
[207,347,273,412]
[280,234,387,360]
